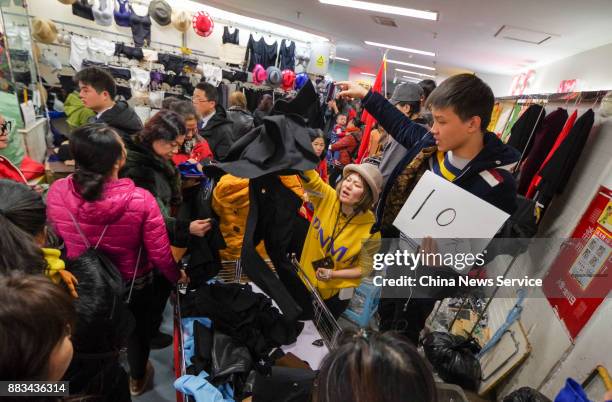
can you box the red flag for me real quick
[356,57,386,163]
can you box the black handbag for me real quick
[72,0,95,21]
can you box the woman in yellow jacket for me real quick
[296,163,382,318]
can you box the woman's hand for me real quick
[316,268,333,281]
[59,270,79,298]
[336,81,369,100]
[189,219,212,237]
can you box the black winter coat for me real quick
[120,139,190,247]
[227,106,254,142]
[93,101,143,140]
[200,105,234,161]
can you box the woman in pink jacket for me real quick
[47,124,183,397]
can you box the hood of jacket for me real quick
[204,104,233,132]
[99,101,143,137]
[454,132,520,183]
[61,176,138,225]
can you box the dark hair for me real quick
[419,79,437,100]
[0,273,75,381]
[74,66,117,99]
[397,100,421,116]
[139,110,186,146]
[425,73,494,131]
[162,96,180,110]
[315,330,437,402]
[168,100,198,121]
[0,180,47,275]
[310,128,325,141]
[195,82,218,104]
[70,124,124,202]
[258,94,273,112]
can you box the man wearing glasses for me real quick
[192,82,233,161]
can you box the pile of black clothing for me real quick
[181,281,303,374]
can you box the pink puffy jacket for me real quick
[47,176,179,283]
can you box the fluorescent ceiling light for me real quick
[332,56,350,62]
[402,76,423,82]
[319,0,437,21]
[361,72,376,77]
[387,59,435,71]
[365,41,435,57]
[173,0,329,43]
[396,68,436,78]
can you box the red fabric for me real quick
[47,176,179,283]
[357,58,386,162]
[316,159,328,183]
[18,155,45,180]
[331,129,359,166]
[172,140,214,166]
[526,110,577,198]
[0,155,27,183]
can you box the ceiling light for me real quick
[396,68,436,78]
[387,59,435,71]
[332,56,350,62]
[319,0,438,21]
[402,76,423,83]
[361,72,376,77]
[365,41,435,57]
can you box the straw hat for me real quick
[172,10,191,33]
[32,18,58,44]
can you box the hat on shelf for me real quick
[252,64,266,85]
[57,0,76,4]
[281,69,296,91]
[192,11,214,37]
[294,72,309,90]
[32,18,58,44]
[172,10,190,33]
[149,0,172,26]
[266,67,282,87]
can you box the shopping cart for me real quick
[290,254,342,350]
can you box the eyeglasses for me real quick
[0,121,11,135]
[192,98,212,104]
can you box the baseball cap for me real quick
[390,83,424,105]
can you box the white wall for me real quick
[475,42,612,97]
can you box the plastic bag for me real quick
[503,387,552,402]
[422,331,482,390]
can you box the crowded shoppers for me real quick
[168,100,213,165]
[46,124,183,396]
[226,90,255,141]
[253,93,273,126]
[192,82,234,161]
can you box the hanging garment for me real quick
[501,103,524,142]
[222,26,239,44]
[87,37,116,65]
[487,102,502,133]
[507,104,546,155]
[494,103,515,135]
[92,0,114,26]
[72,0,95,21]
[114,0,131,27]
[70,35,89,71]
[115,43,144,61]
[535,109,595,206]
[245,34,278,70]
[219,43,246,66]
[525,110,577,198]
[278,40,296,71]
[518,108,568,195]
[129,5,152,48]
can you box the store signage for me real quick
[558,79,578,93]
[543,186,611,341]
[509,69,535,96]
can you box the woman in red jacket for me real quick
[0,114,44,183]
[46,124,185,397]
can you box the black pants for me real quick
[379,298,437,345]
[150,270,173,336]
[63,356,130,401]
[127,283,155,380]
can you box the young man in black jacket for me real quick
[75,67,143,140]
[192,82,233,161]
[338,74,520,344]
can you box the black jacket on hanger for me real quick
[507,104,546,155]
[223,27,240,44]
[278,40,296,71]
[518,108,568,195]
[536,109,595,205]
[245,34,278,70]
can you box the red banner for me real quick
[356,57,386,163]
[543,186,611,341]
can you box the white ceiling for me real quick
[197,0,612,78]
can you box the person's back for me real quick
[315,330,438,402]
[227,91,254,141]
